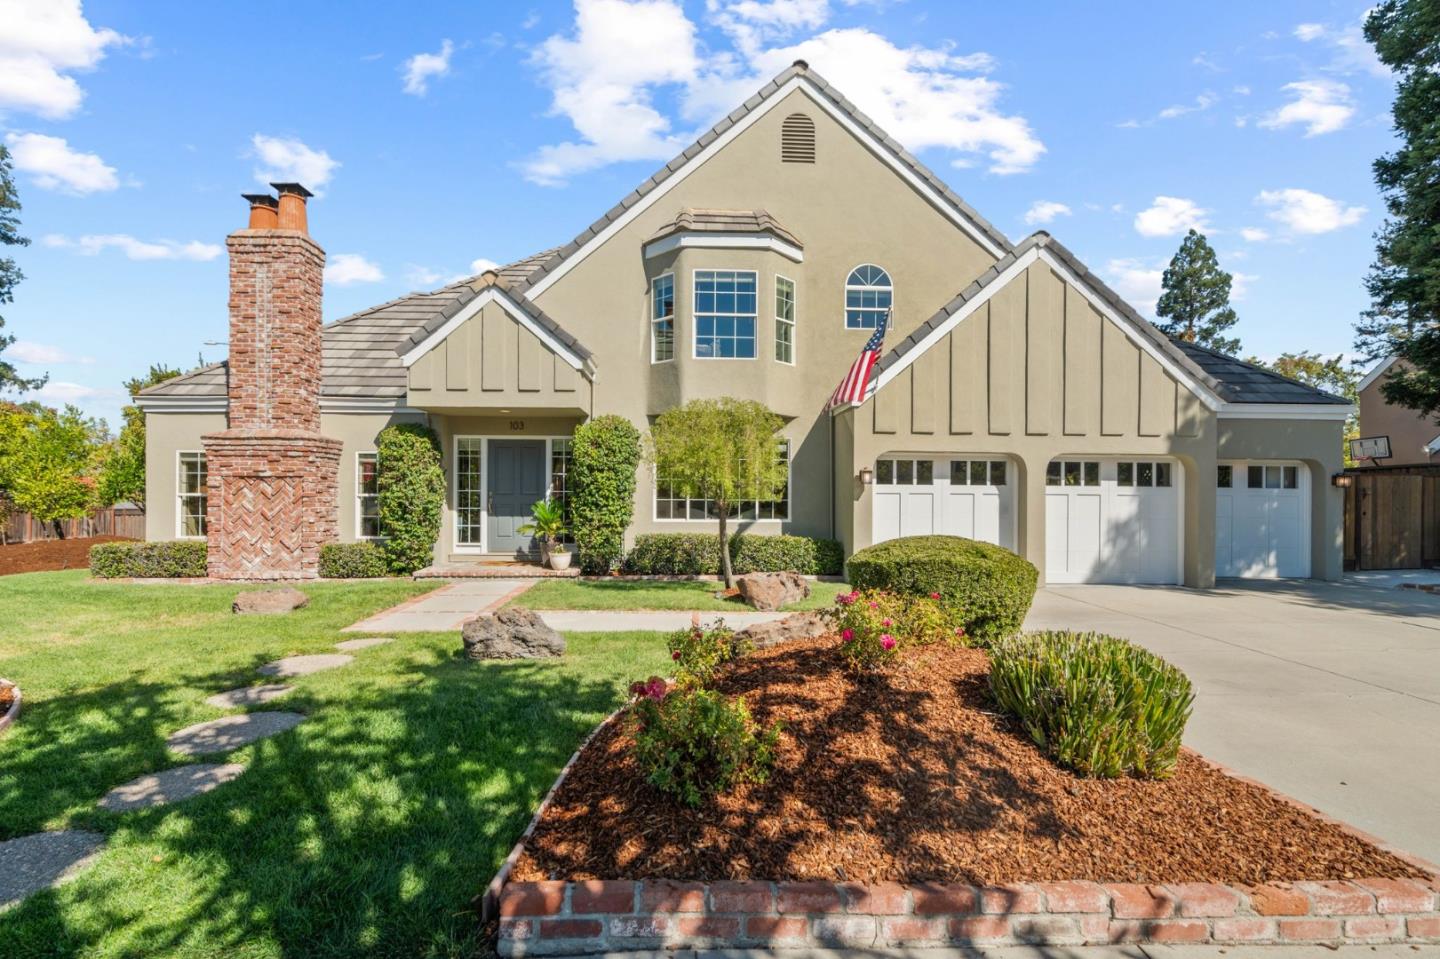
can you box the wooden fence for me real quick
[1,505,145,545]
[1343,465,1440,570]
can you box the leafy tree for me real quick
[96,364,182,510]
[375,423,444,574]
[570,415,641,574]
[1247,351,1361,464]
[0,404,103,537]
[0,144,46,394]
[1155,229,1241,355]
[647,398,787,588]
[1354,0,1440,423]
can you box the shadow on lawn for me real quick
[1,650,624,958]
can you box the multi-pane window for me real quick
[949,460,1007,486]
[456,438,483,547]
[1247,465,1298,489]
[845,264,892,329]
[177,452,207,538]
[550,438,574,541]
[651,274,675,362]
[774,276,795,364]
[656,442,789,520]
[694,270,757,358]
[357,452,381,538]
[1046,460,1100,487]
[875,458,933,485]
[1117,461,1172,488]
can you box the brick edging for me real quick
[0,679,19,736]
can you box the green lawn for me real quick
[511,577,848,611]
[0,571,670,958]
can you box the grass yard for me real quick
[0,571,670,958]
[511,577,848,612]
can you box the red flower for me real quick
[930,592,941,600]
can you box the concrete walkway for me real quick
[342,580,532,632]
[1024,577,1440,864]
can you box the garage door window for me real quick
[1248,465,1298,489]
[1117,461,1172,488]
[877,458,932,485]
[951,460,1006,486]
[1047,461,1099,487]
[1217,465,1232,488]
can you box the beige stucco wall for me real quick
[1359,373,1438,466]
[841,261,1221,587]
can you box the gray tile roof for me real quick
[874,231,1347,407]
[648,208,801,248]
[138,248,577,401]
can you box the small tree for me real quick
[375,423,444,574]
[2,404,103,537]
[648,398,787,589]
[570,415,641,574]
[96,364,182,510]
[1156,229,1241,355]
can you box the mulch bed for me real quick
[0,535,131,576]
[513,636,1426,886]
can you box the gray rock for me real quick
[736,571,810,611]
[462,607,566,660]
[258,654,352,677]
[166,712,305,756]
[733,611,831,650]
[98,763,245,812]
[0,831,105,911]
[204,684,293,709]
[233,588,309,615]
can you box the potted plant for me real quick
[517,499,570,569]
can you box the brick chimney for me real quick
[201,184,341,580]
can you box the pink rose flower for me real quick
[672,650,682,661]
[880,634,896,651]
[869,601,879,609]
[930,592,941,600]
[882,618,893,627]
[955,626,966,637]
[842,628,854,641]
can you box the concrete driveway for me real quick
[1023,577,1440,864]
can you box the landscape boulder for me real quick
[463,607,566,660]
[733,611,830,650]
[736,571,810,611]
[233,588,309,615]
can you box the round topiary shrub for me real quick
[376,424,444,575]
[570,415,641,574]
[846,535,1037,644]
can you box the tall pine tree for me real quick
[1354,0,1440,422]
[0,144,47,394]
[1155,229,1241,355]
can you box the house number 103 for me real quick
[509,420,525,431]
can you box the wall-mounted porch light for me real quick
[859,466,874,485]
[1331,473,1354,489]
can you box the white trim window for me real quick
[1247,464,1299,490]
[651,273,675,363]
[1046,460,1101,487]
[1116,461,1173,488]
[845,264,892,330]
[693,269,757,359]
[774,275,796,364]
[177,451,208,538]
[656,441,790,521]
[455,437,484,550]
[550,438,574,542]
[357,452,381,538]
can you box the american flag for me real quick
[826,310,890,410]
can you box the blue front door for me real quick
[487,440,546,557]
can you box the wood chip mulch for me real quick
[0,535,132,576]
[512,637,1426,886]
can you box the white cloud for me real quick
[250,134,339,192]
[1157,91,1217,120]
[522,0,1043,184]
[1232,84,1251,96]
[1133,196,1210,238]
[1292,20,1389,78]
[5,131,117,194]
[1192,53,1222,72]
[1294,23,1326,42]
[43,232,221,261]
[1258,79,1355,136]
[325,252,384,285]
[29,380,124,405]
[470,257,501,273]
[1105,258,1164,316]
[405,264,447,287]
[8,341,92,364]
[0,0,128,120]
[1240,227,1270,242]
[1023,200,1070,226]
[401,39,454,95]
[1256,188,1366,234]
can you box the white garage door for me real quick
[872,456,1014,550]
[1045,459,1181,584]
[1216,461,1310,578]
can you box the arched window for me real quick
[845,264,892,329]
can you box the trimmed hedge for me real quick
[989,631,1194,779]
[376,424,444,575]
[846,535,1037,644]
[622,533,844,576]
[90,540,207,578]
[319,542,390,579]
[571,416,642,574]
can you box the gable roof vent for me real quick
[781,113,816,163]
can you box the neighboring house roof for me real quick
[647,209,801,248]
[868,232,1348,411]
[1358,355,1398,393]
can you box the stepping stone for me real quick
[258,654,352,677]
[166,712,304,756]
[98,763,245,812]
[204,684,293,709]
[0,830,105,910]
[335,637,392,652]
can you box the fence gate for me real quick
[1344,466,1440,570]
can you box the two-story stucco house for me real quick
[1356,357,1440,466]
[135,62,1351,585]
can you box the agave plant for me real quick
[517,499,568,562]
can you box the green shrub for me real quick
[376,424,444,575]
[846,535,1036,643]
[665,622,739,686]
[828,588,962,672]
[570,415,642,574]
[628,677,779,807]
[89,540,207,578]
[989,631,1194,779]
[319,542,390,579]
[623,533,844,575]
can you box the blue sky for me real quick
[1,0,1396,427]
